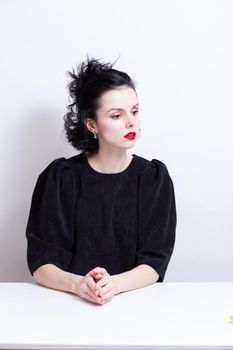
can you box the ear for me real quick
[84,117,97,133]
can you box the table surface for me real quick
[0,282,232,350]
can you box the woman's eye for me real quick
[111,111,138,119]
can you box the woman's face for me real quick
[92,85,140,151]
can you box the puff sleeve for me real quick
[136,159,177,282]
[25,158,76,276]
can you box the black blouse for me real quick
[26,153,177,282]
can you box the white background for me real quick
[0,0,232,282]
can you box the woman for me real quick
[26,56,177,305]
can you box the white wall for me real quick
[0,0,232,282]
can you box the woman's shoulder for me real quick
[134,154,169,177]
[38,157,71,179]
[38,153,83,176]
[135,155,175,199]
[35,154,85,188]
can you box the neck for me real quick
[87,150,133,174]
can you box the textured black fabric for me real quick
[26,153,177,282]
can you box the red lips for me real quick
[124,132,136,139]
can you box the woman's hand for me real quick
[90,269,119,304]
[73,267,107,305]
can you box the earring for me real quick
[93,131,97,139]
[138,128,141,138]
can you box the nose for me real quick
[125,113,135,128]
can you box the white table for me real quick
[0,282,232,349]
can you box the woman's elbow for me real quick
[32,263,54,282]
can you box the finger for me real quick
[98,267,107,273]
[85,292,102,305]
[87,282,100,299]
[86,287,102,303]
[84,277,102,302]
[93,272,106,281]
[86,275,98,293]
[101,290,114,302]
[89,271,106,283]
[89,267,107,275]
[100,295,112,304]
[102,297,112,304]
[81,277,97,299]
[86,276,106,301]
[95,275,110,290]
[84,275,101,299]
[98,283,112,297]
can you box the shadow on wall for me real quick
[0,107,75,282]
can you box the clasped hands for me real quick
[77,267,119,305]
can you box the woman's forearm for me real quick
[33,263,82,293]
[33,263,159,297]
[112,264,159,294]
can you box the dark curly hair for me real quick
[63,54,137,157]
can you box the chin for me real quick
[123,143,136,150]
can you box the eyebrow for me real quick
[107,103,139,113]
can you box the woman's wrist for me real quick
[111,274,121,295]
[112,265,158,294]
[69,272,83,295]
